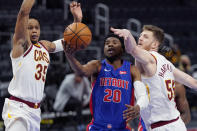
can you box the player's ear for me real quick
[152,40,159,50]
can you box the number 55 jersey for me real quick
[140,51,180,128]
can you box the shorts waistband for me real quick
[151,116,179,129]
[9,96,40,109]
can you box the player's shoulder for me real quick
[88,60,102,66]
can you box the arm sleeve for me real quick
[51,39,64,53]
[134,81,149,111]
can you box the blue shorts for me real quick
[87,122,131,131]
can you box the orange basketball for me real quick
[64,22,92,50]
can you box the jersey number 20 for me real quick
[103,89,121,103]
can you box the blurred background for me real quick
[0,0,197,130]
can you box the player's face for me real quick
[28,19,40,44]
[138,30,156,51]
[104,37,123,58]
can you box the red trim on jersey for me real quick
[150,53,157,65]
[86,119,94,131]
[89,80,96,116]
[138,117,143,131]
[23,44,33,57]
[126,124,132,131]
[9,96,40,109]
[130,87,135,106]
[151,116,179,129]
[39,41,49,52]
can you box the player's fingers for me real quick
[118,33,124,38]
[126,117,133,122]
[77,3,81,7]
[123,110,135,116]
[125,104,131,107]
[124,36,128,40]
[110,27,117,32]
[70,1,77,7]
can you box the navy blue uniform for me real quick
[87,59,134,131]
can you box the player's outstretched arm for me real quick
[174,68,197,91]
[110,27,155,65]
[40,1,82,53]
[65,53,100,77]
[123,66,149,122]
[64,44,100,77]
[175,82,191,124]
[12,0,35,58]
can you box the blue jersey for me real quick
[88,59,134,130]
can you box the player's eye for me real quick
[28,26,33,30]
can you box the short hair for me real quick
[143,25,164,45]
[104,33,125,51]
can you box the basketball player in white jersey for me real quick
[111,25,197,131]
[1,0,82,131]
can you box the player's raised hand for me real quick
[62,41,77,55]
[111,27,138,55]
[70,1,82,22]
[110,27,131,40]
[123,104,140,122]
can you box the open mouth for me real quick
[107,48,114,54]
[32,35,38,39]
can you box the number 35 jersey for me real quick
[90,59,134,128]
[8,42,50,103]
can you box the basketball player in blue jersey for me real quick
[64,33,149,131]
[2,0,82,131]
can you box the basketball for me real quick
[63,22,92,51]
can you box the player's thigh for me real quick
[6,118,28,131]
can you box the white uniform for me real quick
[140,51,186,131]
[2,42,50,131]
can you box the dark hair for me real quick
[29,17,40,25]
[104,33,125,51]
[143,25,164,45]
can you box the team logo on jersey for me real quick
[104,68,111,72]
[119,71,127,74]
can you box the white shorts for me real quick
[151,117,187,131]
[2,98,41,131]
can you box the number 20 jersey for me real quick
[90,59,134,128]
[8,43,50,103]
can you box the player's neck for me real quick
[106,58,123,70]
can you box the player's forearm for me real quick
[126,34,151,65]
[74,16,82,23]
[20,0,35,15]
[181,111,191,125]
[65,53,88,76]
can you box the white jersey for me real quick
[140,51,180,127]
[8,42,50,103]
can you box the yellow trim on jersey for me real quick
[145,84,150,100]
[34,43,41,48]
